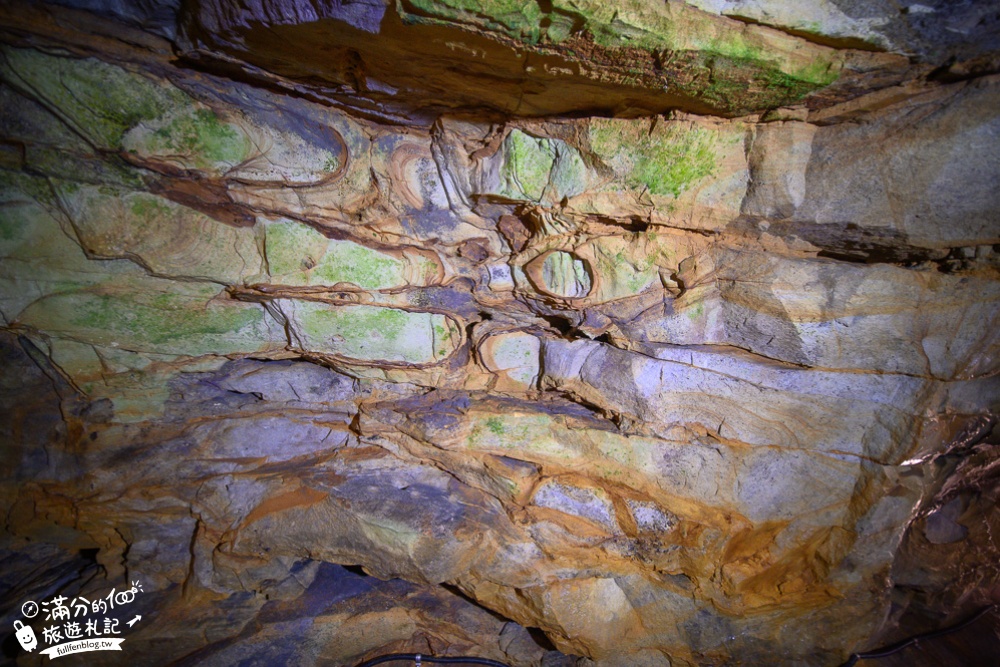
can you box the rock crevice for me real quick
[1,1,999,666]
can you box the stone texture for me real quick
[686,0,1000,62]
[1,1,999,666]
[179,0,874,120]
[479,330,542,391]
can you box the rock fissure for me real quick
[2,1,1000,666]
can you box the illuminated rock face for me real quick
[1,1,999,666]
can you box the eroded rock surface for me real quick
[1,1,999,666]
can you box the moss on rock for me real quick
[591,121,720,198]
[497,129,590,203]
[135,107,252,170]
[397,0,841,114]
[0,47,184,149]
[19,284,274,357]
[282,301,459,364]
[502,129,556,201]
[264,220,407,289]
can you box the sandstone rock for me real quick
[478,330,541,391]
[270,300,461,365]
[0,46,185,150]
[686,0,1000,62]
[790,77,1000,250]
[482,129,593,205]
[624,247,1000,379]
[262,218,443,289]
[64,185,263,284]
[1,1,999,666]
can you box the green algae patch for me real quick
[65,186,262,284]
[2,175,276,360]
[591,120,720,198]
[497,130,590,204]
[467,412,565,454]
[264,220,407,289]
[402,0,545,43]
[18,283,276,357]
[0,47,185,149]
[0,169,57,205]
[695,53,837,112]
[126,107,253,171]
[538,251,592,298]
[0,86,146,188]
[464,410,665,488]
[264,220,331,278]
[502,130,555,201]
[123,99,342,182]
[0,175,143,320]
[397,0,841,113]
[686,301,705,321]
[582,119,749,226]
[313,242,405,289]
[0,204,26,242]
[486,416,506,435]
[588,238,659,301]
[281,301,459,364]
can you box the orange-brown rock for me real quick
[1,1,999,666]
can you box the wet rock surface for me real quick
[1,1,999,666]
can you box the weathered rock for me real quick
[179,0,878,120]
[686,0,1000,62]
[65,185,264,283]
[623,247,1000,379]
[754,77,1000,250]
[270,299,462,365]
[478,330,542,391]
[262,218,443,289]
[2,1,999,666]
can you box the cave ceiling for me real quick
[1,1,999,665]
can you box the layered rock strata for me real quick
[1,1,999,665]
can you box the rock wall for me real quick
[1,1,999,665]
